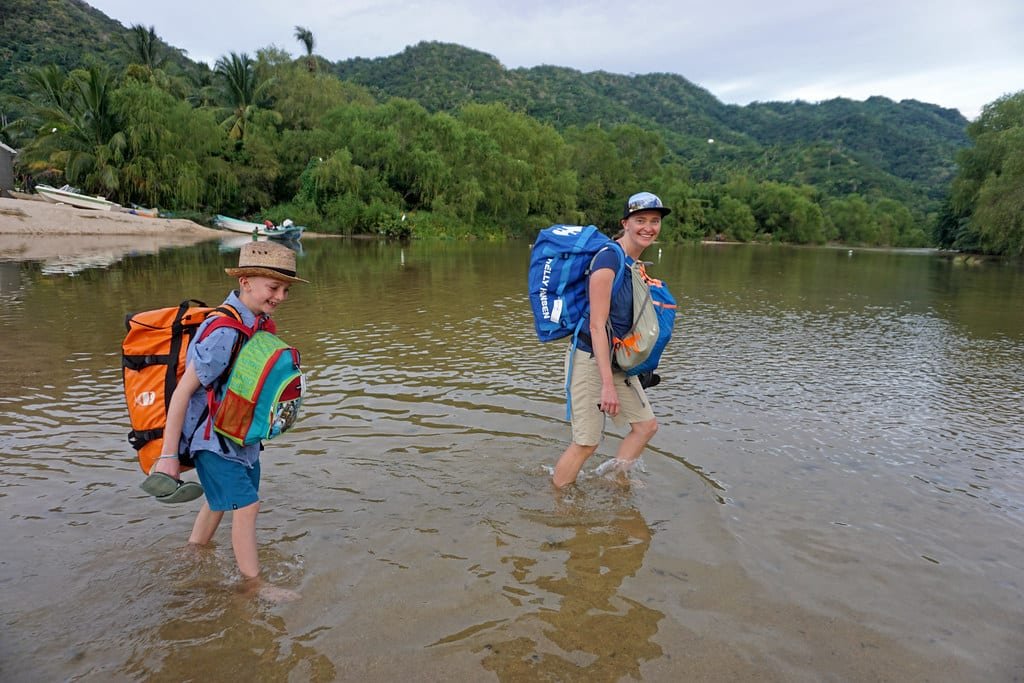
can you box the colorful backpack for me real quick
[528,224,627,342]
[199,322,304,447]
[122,300,244,473]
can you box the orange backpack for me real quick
[121,300,244,474]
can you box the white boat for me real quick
[35,184,120,211]
[213,214,305,239]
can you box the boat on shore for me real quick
[36,184,121,211]
[127,204,160,218]
[213,214,305,239]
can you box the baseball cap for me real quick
[623,191,671,219]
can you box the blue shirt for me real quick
[179,291,262,467]
[576,245,634,354]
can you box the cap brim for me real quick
[623,207,671,219]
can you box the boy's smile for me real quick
[239,276,290,316]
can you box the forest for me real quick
[0,1,1021,255]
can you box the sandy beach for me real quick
[0,195,222,263]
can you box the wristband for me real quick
[157,454,178,460]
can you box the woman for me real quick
[552,191,670,488]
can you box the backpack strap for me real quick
[582,242,629,351]
[196,306,258,442]
[565,243,629,420]
[586,242,628,293]
[201,315,253,342]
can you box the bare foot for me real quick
[240,576,301,603]
[259,584,301,603]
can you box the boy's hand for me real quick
[151,456,182,479]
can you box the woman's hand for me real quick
[599,381,620,416]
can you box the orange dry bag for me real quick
[121,300,241,474]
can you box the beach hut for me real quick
[0,142,16,198]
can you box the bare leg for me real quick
[616,418,658,464]
[230,502,301,603]
[188,502,225,545]
[553,442,598,488]
[594,419,659,481]
[230,501,261,579]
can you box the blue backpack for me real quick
[528,225,627,343]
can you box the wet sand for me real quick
[0,196,221,261]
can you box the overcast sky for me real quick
[86,0,1023,120]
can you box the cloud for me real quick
[86,0,1024,119]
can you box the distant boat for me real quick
[213,214,305,239]
[36,184,120,211]
[128,204,160,218]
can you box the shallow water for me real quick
[1,240,1022,681]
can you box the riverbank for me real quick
[0,196,222,263]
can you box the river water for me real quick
[0,239,1021,681]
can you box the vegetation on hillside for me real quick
[0,0,208,124]
[0,5,1019,254]
[334,42,969,216]
[936,92,1024,257]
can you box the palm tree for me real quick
[294,26,316,72]
[214,52,271,141]
[16,65,126,195]
[127,24,166,71]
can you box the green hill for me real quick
[0,0,206,120]
[335,41,970,213]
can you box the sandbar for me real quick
[0,196,222,264]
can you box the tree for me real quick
[708,195,756,241]
[15,64,126,196]
[751,181,826,244]
[122,24,192,99]
[126,24,165,72]
[825,195,876,245]
[456,102,576,230]
[944,91,1024,256]
[294,26,316,72]
[214,52,271,141]
[115,80,234,209]
[564,124,633,228]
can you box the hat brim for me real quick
[225,266,308,283]
[623,206,671,219]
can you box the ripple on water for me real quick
[1,243,1022,680]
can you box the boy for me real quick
[142,241,306,598]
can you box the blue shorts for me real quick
[194,450,261,511]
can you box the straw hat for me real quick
[225,241,308,283]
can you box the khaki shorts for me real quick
[565,347,655,446]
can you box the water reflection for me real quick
[0,261,22,296]
[0,232,219,277]
[217,234,305,255]
[130,597,336,682]
[475,503,663,681]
